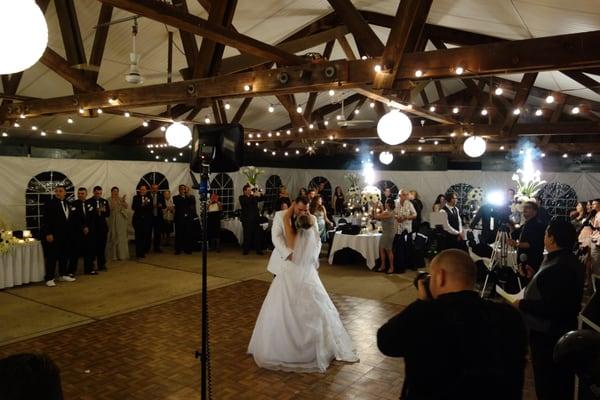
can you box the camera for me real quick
[413,271,432,299]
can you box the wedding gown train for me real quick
[248,223,359,372]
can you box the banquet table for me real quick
[328,231,381,269]
[0,240,44,289]
[220,218,272,245]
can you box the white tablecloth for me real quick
[0,241,44,289]
[221,219,244,245]
[328,231,381,269]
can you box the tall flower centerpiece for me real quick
[345,172,362,210]
[241,166,265,195]
[467,187,484,219]
[511,148,546,224]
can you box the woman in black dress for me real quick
[332,186,345,216]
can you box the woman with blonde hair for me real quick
[310,195,333,243]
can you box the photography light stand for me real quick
[480,227,521,297]
[194,163,212,400]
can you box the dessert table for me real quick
[0,240,44,289]
[328,231,381,269]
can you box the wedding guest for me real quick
[516,220,584,400]
[69,187,95,275]
[332,186,345,216]
[274,185,290,213]
[432,194,446,212]
[310,195,332,243]
[508,201,546,276]
[589,199,600,276]
[107,186,129,261]
[207,192,222,252]
[393,189,417,272]
[378,249,527,400]
[382,187,394,205]
[570,201,588,233]
[149,184,166,253]
[375,199,396,274]
[317,182,330,210]
[409,190,423,232]
[87,186,110,271]
[298,187,307,197]
[240,183,264,255]
[132,184,153,260]
[162,190,174,246]
[0,353,64,400]
[42,185,75,287]
[307,188,316,202]
[280,201,290,210]
[440,192,467,251]
[173,184,197,255]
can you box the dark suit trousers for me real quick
[242,219,261,252]
[152,215,163,250]
[134,219,152,258]
[174,218,193,252]
[530,330,575,400]
[69,233,94,274]
[92,228,108,268]
[43,237,69,281]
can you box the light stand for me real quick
[195,163,212,400]
[480,227,521,297]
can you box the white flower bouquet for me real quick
[467,187,483,203]
[361,185,381,205]
[241,166,265,185]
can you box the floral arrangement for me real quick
[345,172,362,209]
[467,187,484,203]
[361,185,381,205]
[510,150,547,223]
[0,230,27,254]
[240,166,265,185]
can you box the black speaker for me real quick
[190,123,244,173]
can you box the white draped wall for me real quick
[0,155,599,230]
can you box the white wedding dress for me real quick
[248,220,359,372]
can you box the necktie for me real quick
[82,202,86,216]
[97,200,101,215]
[61,201,68,219]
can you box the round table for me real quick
[0,240,44,289]
[328,231,381,269]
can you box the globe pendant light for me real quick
[165,122,192,148]
[0,0,48,74]
[463,136,487,158]
[379,151,393,165]
[377,109,412,145]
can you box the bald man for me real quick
[377,249,527,400]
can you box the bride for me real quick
[248,199,359,372]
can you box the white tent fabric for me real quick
[0,155,599,230]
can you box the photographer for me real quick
[508,201,546,278]
[377,249,527,400]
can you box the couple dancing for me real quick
[248,196,359,372]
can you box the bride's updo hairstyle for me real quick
[297,214,314,230]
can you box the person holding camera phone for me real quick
[377,249,527,400]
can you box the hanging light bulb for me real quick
[56,129,62,134]
[296,106,303,114]
[415,69,423,77]
[369,102,375,108]
[429,105,436,112]
[494,87,503,96]
[142,121,149,127]
[545,95,555,104]
[379,151,393,165]
[204,116,210,124]
[572,106,580,114]
[377,109,412,145]
[481,108,488,116]
[165,122,192,148]
[455,66,464,75]
[354,109,360,115]
[463,136,487,158]
[513,108,521,115]
[124,112,131,117]
[224,103,231,110]
[67,118,74,124]
[452,107,459,114]
[535,109,543,116]
[160,126,166,132]
[268,105,274,113]
[0,0,48,74]
[328,89,335,96]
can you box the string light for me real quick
[160,126,166,132]
[257,133,261,138]
[455,66,464,75]
[1,132,7,137]
[286,130,291,135]
[513,108,521,115]
[284,151,288,156]
[452,107,459,114]
[321,140,325,145]
[108,97,119,105]
[78,107,85,114]
[342,143,347,148]
[31,126,37,130]
[374,64,382,73]
[40,131,46,136]
[450,132,456,137]
[415,69,423,77]
[572,106,580,114]
[142,121,149,127]
[328,89,335,96]
[434,140,439,145]
[545,95,555,104]
[369,102,375,108]
[20,113,26,119]
[481,108,488,116]
[276,131,280,136]
[298,127,303,133]
[429,105,436,112]
[500,145,505,150]
[369,150,374,155]
[224,103,231,110]
[56,129,62,134]
[355,147,359,152]
[354,109,360,115]
[268,105,274,113]
[296,150,300,154]
[97,108,103,114]
[418,146,423,151]
[328,135,334,140]
[401,149,406,154]
[336,115,342,120]
[172,157,177,162]
[535,109,543,116]
[324,120,329,126]
[67,118,74,124]
[204,116,210,124]
[562,153,568,158]
[151,149,155,153]
[361,55,367,60]
[267,132,272,137]
[296,106,303,114]
[246,142,251,146]
[155,155,159,159]
[263,148,268,153]
[308,146,313,152]
[309,124,314,129]
[124,112,130,117]
[255,142,259,147]
[13,122,19,127]
[243,84,251,91]
[494,87,503,95]
[586,152,592,157]
[541,153,546,158]
[164,158,168,162]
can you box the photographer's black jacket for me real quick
[377,291,527,400]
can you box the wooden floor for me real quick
[0,277,537,399]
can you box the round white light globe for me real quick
[377,109,412,145]
[463,136,487,158]
[165,123,192,148]
[0,1,48,74]
[379,151,393,165]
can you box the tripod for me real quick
[480,228,521,297]
[194,164,212,400]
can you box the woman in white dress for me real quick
[248,210,358,372]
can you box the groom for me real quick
[268,196,309,275]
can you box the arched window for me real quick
[375,180,399,199]
[538,182,578,221]
[264,175,282,212]
[137,172,169,192]
[210,173,234,217]
[445,183,474,222]
[26,171,75,239]
[308,176,332,206]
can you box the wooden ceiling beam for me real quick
[277,94,308,127]
[172,0,199,70]
[373,0,432,89]
[562,70,600,97]
[231,97,252,124]
[326,0,384,57]
[98,0,305,65]
[39,48,103,93]
[88,4,113,83]
[346,96,366,121]
[303,40,335,121]
[502,73,537,135]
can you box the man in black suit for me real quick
[377,249,527,400]
[68,187,96,275]
[508,201,546,277]
[42,185,76,287]
[132,185,153,260]
[87,186,110,271]
[173,184,197,255]
[516,219,585,400]
[239,183,264,255]
[149,184,166,253]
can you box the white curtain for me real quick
[0,155,599,230]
